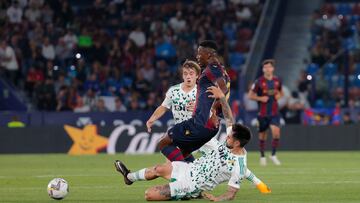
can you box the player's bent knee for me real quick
[154,164,167,176]
[157,135,172,150]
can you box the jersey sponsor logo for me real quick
[218,145,228,167]
[267,89,275,95]
[173,104,186,111]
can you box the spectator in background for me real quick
[37,77,57,111]
[168,11,186,33]
[0,40,19,86]
[82,88,98,111]
[6,1,22,24]
[94,98,109,112]
[114,97,127,112]
[56,85,70,111]
[286,91,305,124]
[211,0,226,11]
[26,66,44,97]
[42,3,54,23]
[63,29,77,53]
[236,4,252,21]
[128,26,146,48]
[24,1,41,23]
[243,84,258,112]
[68,86,83,110]
[55,37,72,66]
[0,0,264,113]
[54,73,70,93]
[343,112,354,125]
[133,70,151,101]
[156,60,171,81]
[41,37,55,60]
[139,61,155,83]
[84,73,100,93]
[155,37,176,63]
[323,13,340,31]
[145,92,157,111]
[129,95,141,111]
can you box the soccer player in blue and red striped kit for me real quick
[157,40,230,162]
[249,59,283,166]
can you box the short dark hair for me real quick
[262,59,275,66]
[232,123,251,147]
[199,40,218,52]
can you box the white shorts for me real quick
[169,161,200,200]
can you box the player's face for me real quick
[182,68,198,88]
[263,64,274,77]
[196,47,208,67]
[226,132,235,149]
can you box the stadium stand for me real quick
[306,2,360,109]
[0,0,264,112]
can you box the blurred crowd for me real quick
[305,2,360,109]
[0,0,263,112]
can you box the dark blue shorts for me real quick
[167,118,219,153]
[257,115,280,132]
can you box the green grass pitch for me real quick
[1,152,360,203]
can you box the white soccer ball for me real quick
[47,178,69,200]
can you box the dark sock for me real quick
[161,145,185,161]
[272,138,280,156]
[259,140,266,157]
[184,154,195,163]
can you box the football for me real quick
[47,178,69,200]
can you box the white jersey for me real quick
[189,139,247,191]
[161,83,197,124]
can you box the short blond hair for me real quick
[182,60,201,75]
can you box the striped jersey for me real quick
[251,76,282,117]
[190,138,247,191]
[193,62,230,128]
[161,83,197,124]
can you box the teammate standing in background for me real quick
[248,59,283,166]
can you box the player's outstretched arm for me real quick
[146,106,168,132]
[206,86,234,127]
[202,186,238,202]
[245,168,272,194]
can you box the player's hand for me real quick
[146,119,154,133]
[206,86,225,99]
[201,192,217,201]
[259,96,269,103]
[274,90,281,100]
[186,101,195,112]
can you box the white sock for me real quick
[245,169,261,185]
[127,168,146,182]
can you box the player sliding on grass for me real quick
[115,86,271,201]
[146,59,271,194]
